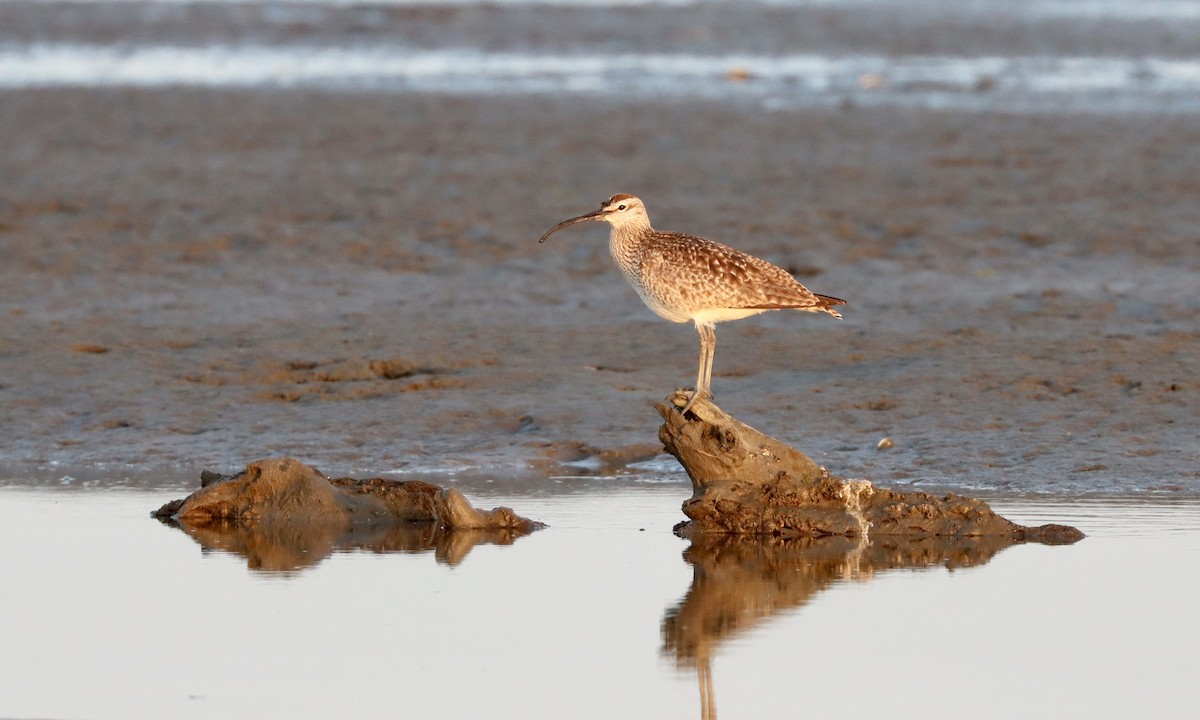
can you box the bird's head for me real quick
[538,193,650,242]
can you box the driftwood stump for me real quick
[152,458,544,569]
[154,457,542,531]
[657,392,1083,543]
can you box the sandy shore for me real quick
[1,88,1196,491]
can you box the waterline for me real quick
[3,44,1200,112]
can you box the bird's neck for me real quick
[608,223,649,278]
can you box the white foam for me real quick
[3,44,1199,110]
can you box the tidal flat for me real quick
[1,89,1196,492]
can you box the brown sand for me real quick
[1,89,1196,491]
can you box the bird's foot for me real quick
[674,387,712,417]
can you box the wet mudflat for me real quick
[1,480,1196,720]
[1,89,1196,493]
[1,4,1197,492]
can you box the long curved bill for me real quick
[538,209,607,243]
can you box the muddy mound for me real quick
[152,458,543,570]
[658,392,1083,543]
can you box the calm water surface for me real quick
[1,478,1197,719]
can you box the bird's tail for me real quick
[814,293,846,319]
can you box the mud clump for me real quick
[153,458,544,570]
[657,392,1083,544]
[154,457,543,532]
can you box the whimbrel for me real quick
[539,194,845,414]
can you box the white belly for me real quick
[634,286,770,325]
[690,307,771,324]
[634,287,692,323]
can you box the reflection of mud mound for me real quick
[658,393,1083,543]
[168,517,530,571]
[153,457,542,571]
[663,532,1026,667]
[662,529,1077,718]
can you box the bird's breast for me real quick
[630,283,693,323]
[610,228,761,324]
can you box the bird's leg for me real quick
[680,323,715,415]
[700,323,716,398]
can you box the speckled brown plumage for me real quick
[614,229,843,322]
[540,194,845,413]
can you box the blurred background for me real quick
[3,0,1200,111]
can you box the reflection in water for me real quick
[663,534,1046,719]
[159,517,533,572]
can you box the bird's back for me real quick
[627,230,841,322]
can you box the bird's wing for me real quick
[644,232,831,311]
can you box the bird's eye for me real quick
[618,204,627,210]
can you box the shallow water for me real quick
[2,479,1197,719]
[3,44,1199,114]
[4,0,1200,112]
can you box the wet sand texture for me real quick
[1,89,1197,490]
[660,393,1083,542]
[153,457,542,569]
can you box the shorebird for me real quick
[539,194,845,414]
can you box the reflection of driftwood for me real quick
[663,532,1024,667]
[663,531,1070,719]
[657,393,1083,542]
[164,517,530,571]
[152,457,542,571]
